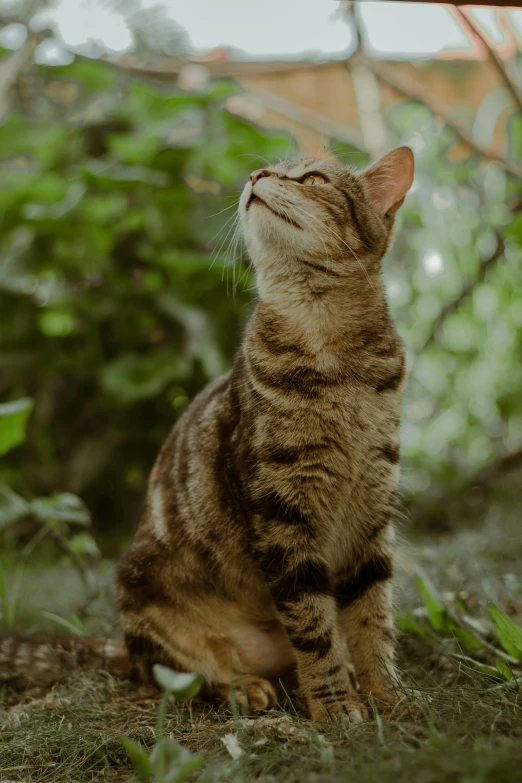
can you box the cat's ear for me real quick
[361,146,414,216]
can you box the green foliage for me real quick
[375,101,522,503]
[0,412,99,620]
[397,576,522,682]
[0,397,33,456]
[488,602,522,660]
[0,46,521,542]
[0,486,91,528]
[40,610,88,636]
[0,58,290,537]
[0,562,24,629]
[121,664,203,783]
[153,665,204,701]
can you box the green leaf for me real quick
[0,563,25,629]
[149,737,203,782]
[488,603,522,661]
[451,654,502,679]
[394,610,426,636]
[455,594,472,614]
[496,658,513,681]
[101,352,190,405]
[0,398,34,457]
[0,486,30,529]
[152,665,203,701]
[29,493,91,527]
[41,611,88,636]
[46,60,118,94]
[164,754,204,783]
[80,160,169,188]
[415,575,448,631]
[150,736,183,767]
[67,532,101,559]
[120,737,151,783]
[451,626,484,651]
[109,133,162,165]
[38,309,77,337]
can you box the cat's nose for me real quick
[250,169,271,185]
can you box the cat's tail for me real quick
[0,634,131,686]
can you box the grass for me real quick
[1,508,521,783]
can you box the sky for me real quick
[0,0,521,61]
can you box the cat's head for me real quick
[239,147,414,279]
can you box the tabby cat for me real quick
[0,147,414,721]
[115,146,415,722]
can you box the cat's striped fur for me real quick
[116,147,414,721]
[0,148,414,722]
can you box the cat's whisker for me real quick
[228,219,247,298]
[228,223,245,298]
[221,216,242,286]
[229,222,251,297]
[235,262,253,295]
[331,148,369,158]
[233,247,252,297]
[209,221,240,276]
[208,210,241,254]
[211,213,241,275]
[238,153,276,167]
[207,200,240,219]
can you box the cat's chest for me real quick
[308,380,400,448]
[320,384,401,564]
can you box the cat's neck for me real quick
[253,260,391,355]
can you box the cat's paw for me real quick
[363,687,399,708]
[308,694,368,724]
[367,687,430,717]
[219,675,277,714]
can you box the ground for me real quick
[1,503,521,783]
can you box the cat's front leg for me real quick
[253,540,365,722]
[336,546,399,708]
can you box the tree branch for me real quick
[474,446,522,487]
[418,198,522,353]
[343,1,389,157]
[360,56,522,180]
[234,85,366,152]
[407,443,522,529]
[0,33,37,117]
[376,1,522,6]
[418,235,504,353]
[453,6,522,111]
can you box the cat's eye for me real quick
[302,174,327,186]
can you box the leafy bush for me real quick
[1,54,521,545]
[0,60,290,540]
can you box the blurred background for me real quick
[0,0,521,628]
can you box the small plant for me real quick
[40,610,89,636]
[121,664,204,783]
[0,397,99,624]
[488,602,522,662]
[0,562,24,629]
[396,574,522,682]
